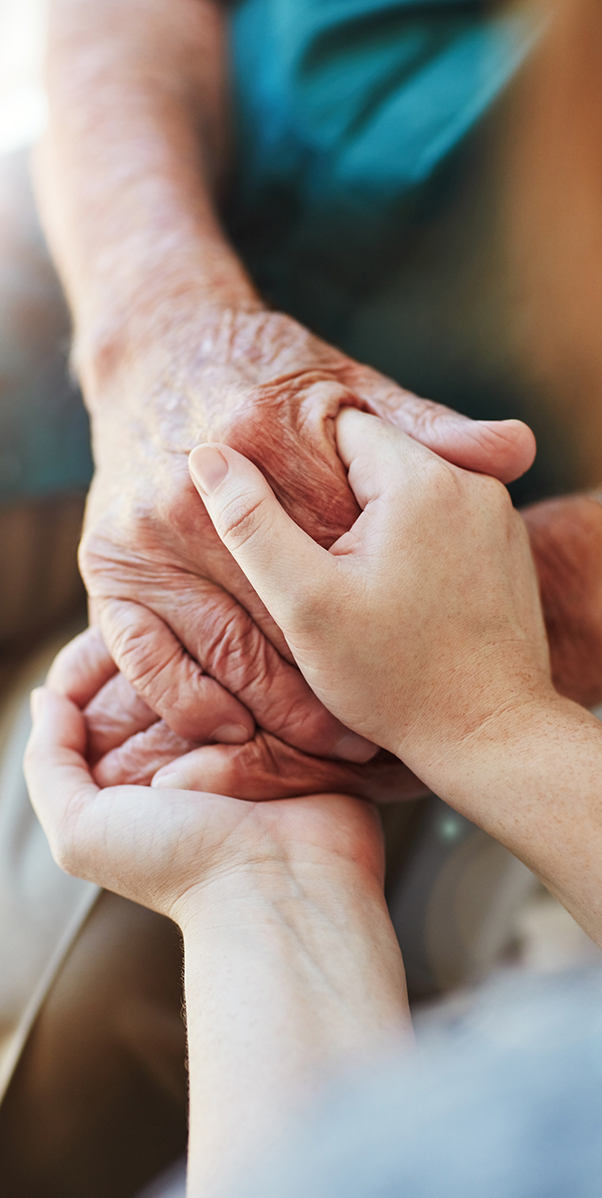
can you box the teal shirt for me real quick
[1,2,576,507]
[231,0,533,203]
[229,0,535,311]
[228,1,576,501]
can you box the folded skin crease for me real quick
[49,627,426,801]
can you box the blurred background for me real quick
[0,0,89,690]
[0,0,46,156]
[0,7,602,1195]
[0,0,601,1007]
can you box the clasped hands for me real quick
[74,311,539,803]
[26,406,554,926]
[28,407,599,1194]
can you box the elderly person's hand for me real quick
[46,624,427,802]
[80,308,536,764]
[521,494,602,707]
[37,0,536,771]
[24,683,410,1194]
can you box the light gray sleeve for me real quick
[232,967,602,1198]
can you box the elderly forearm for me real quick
[37,0,260,399]
[178,868,410,1196]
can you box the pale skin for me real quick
[24,693,411,1197]
[43,0,602,808]
[24,409,602,1194]
[184,410,602,940]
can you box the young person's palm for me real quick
[24,687,384,926]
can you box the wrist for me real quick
[80,304,330,463]
[173,850,387,943]
[408,687,584,824]
[75,268,264,412]
[394,682,561,808]
[178,832,409,1196]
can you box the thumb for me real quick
[188,444,336,637]
[368,387,536,485]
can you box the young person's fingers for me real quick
[23,688,225,905]
[334,407,452,513]
[24,687,99,866]
[189,443,339,636]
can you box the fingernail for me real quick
[30,687,45,720]
[189,446,229,495]
[151,770,188,790]
[334,731,379,764]
[212,723,250,744]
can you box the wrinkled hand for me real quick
[24,683,385,927]
[522,494,602,707]
[47,627,426,803]
[81,308,536,760]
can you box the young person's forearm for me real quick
[177,867,410,1196]
[421,696,602,945]
[38,0,260,397]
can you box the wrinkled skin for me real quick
[523,494,602,708]
[49,627,426,802]
[57,492,602,805]
[81,308,535,773]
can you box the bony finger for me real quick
[189,443,335,636]
[46,627,117,706]
[97,597,255,744]
[368,388,536,483]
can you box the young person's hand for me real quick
[24,681,410,1194]
[180,410,602,952]
[23,685,386,927]
[180,408,552,798]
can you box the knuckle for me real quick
[103,609,184,707]
[201,600,269,690]
[415,453,460,504]
[405,397,447,442]
[121,640,182,705]
[290,580,332,635]
[77,526,100,581]
[218,491,272,552]
[475,472,513,515]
